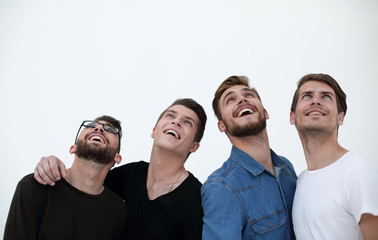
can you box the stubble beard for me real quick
[225,113,267,138]
[295,117,339,140]
[76,138,117,165]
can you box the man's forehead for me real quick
[167,105,199,121]
[94,120,111,125]
[221,85,254,99]
[300,81,335,94]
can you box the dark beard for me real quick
[76,138,117,165]
[225,114,266,137]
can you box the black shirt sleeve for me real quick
[4,174,47,240]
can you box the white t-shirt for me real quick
[293,152,378,240]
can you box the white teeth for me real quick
[165,130,179,139]
[309,111,322,115]
[89,135,104,143]
[238,108,254,117]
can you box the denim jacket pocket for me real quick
[250,209,286,235]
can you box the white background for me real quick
[1,0,377,234]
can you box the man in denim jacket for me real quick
[201,76,297,239]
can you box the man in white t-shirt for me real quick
[289,73,378,240]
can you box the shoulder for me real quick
[276,154,297,179]
[103,186,127,206]
[12,173,49,206]
[202,162,242,198]
[278,155,295,171]
[342,152,378,180]
[204,158,238,183]
[111,160,148,172]
[19,173,36,184]
[183,173,202,196]
[108,161,148,177]
[18,173,47,191]
[186,172,202,187]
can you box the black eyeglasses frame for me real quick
[74,120,122,153]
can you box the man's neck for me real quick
[299,132,348,171]
[66,158,111,195]
[146,146,188,200]
[229,129,275,175]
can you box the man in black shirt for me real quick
[34,98,207,240]
[5,116,127,240]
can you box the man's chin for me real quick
[76,141,116,165]
[226,119,266,137]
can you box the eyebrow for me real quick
[301,90,335,97]
[222,88,255,103]
[166,110,196,124]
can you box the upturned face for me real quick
[151,105,200,156]
[73,120,121,165]
[218,85,268,137]
[290,81,344,136]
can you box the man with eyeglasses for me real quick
[4,116,127,240]
[33,98,207,240]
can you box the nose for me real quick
[238,97,248,104]
[171,119,181,127]
[310,95,322,106]
[94,124,105,133]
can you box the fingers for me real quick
[58,160,67,179]
[33,155,66,186]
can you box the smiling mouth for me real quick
[306,110,326,116]
[164,130,180,139]
[237,108,255,118]
[88,134,106,144]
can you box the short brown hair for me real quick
[212,75,261,120]
[156,98,207,143]
[290,73,347,115]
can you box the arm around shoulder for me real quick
[201,181,244,239]
[34,155,67,186]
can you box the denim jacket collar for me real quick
[229,146,286,176]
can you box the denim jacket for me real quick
[201,146,297,240]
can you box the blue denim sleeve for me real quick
[201,180,244,239]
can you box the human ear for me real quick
[264,109,269,119]
[189,142,200,153]
[337,112,345,126]
[290,112,295,125]
[151,127,156,138]
[218,121,226,132]
[114,154,122,164]
[69,145,77,154]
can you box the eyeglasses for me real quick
[74,120,122,152]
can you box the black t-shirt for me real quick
[105,161,203,240]
[4,174,127,240]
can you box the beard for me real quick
[295,118,339,139]
[76,138,117,165]
[224,113,267,137]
